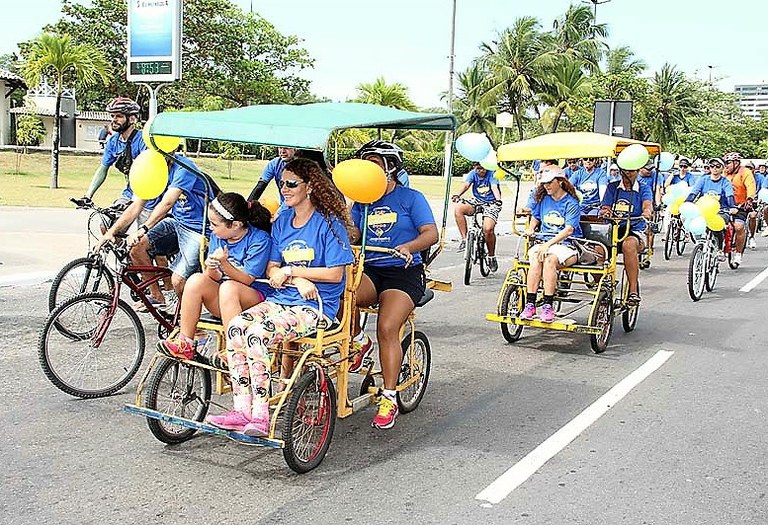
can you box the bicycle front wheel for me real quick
[38,292,145,398]
[463,231,476,286]
[687,244,705,302]
[478,234,490,277]
[48,257,115,312]
[663,222,675,260]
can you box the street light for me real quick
[447,0,457,113]
[582,0,612,25]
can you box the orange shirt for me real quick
[725,167,756,204]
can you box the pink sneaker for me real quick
[539,304,555,323]
[519,303,536,320]
[206,410,251,431]
[243,414,270,437]
[371,395,399,429]
[349,333,374,373]
[158,337,195,360]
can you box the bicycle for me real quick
[687,228,722,301]
[663,213,689,260]
[47,199,127,312]
[38,240,179,398]
[455,198,493,285]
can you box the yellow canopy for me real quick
[497,132,661,162]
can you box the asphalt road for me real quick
[2,223,768,525]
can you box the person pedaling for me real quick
[722,151,757,259]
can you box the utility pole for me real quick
[583,0,612,25]
[447,0,457,113]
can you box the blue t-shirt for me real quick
[397,169,410,188]
[761,174,768,191]
[464,168,499,203]
[602,180,654,233]
[167,155,213,232]
[268,210,353,318]
[208,225,272,294]
[350,185,435,267]
[569,167,608,212]
[754,171,765,189]
[564,166,579,179]
[101,130,147,200]
[666,172,693,186]
[638,169,662,193]
[531,193,582,242]
[685,176,736,210]
[260,157,287,202]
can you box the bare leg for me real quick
[179,273,219,339]
[454,203,473,240]
[483,217,497,256]
[734,221,746,253]
[623,237,641,295]
[376,290,414,390]
[542,254,560,295]
[129,237,164,302]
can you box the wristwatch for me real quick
[139,224,149,235]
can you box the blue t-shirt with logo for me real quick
[168,155,213,232]
[666,171,693,186]
[260,157,287,202]
[531,193,582,243]
[268,210,353,318]
[101,130,147,200]
[208,225,272,295]
[685,176,736,210]
[350,185,435,268]
[464,168,500,203]
[569,168,608,212]
[602,180,654,233]
[638,169,662,194]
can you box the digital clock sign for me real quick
[127,0,182,82]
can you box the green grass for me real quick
[0,151,465,207]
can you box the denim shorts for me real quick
[147,218,204,279]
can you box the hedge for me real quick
[331,147,474,177]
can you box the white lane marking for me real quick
[739,265,768,292]
[0,271,54,288]
[475,349,675,505]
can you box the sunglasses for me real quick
[279,179,305,189]
[679,164,690,168]
[708,163,723,168]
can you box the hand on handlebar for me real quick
[95,231,115,252]
[293,277,318,301]
[451,194,460,203]
[393,245,414,268]
[729,207,739,215]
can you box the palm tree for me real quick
[454,63,496,135]
[538,57,590,133]
[20,33,110,188]
[478,17,548,140]
[648,63,700,147]
[606,46,646,75]
[546,5,608,74]
[354,77,417,140]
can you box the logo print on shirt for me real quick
[282,240,315,266]
[613,198,633,217]
[477,184,490,194]
[580,181,598,193]
[543,211,566,227]
[367,206,398,240]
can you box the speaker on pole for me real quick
[593,100,632,138]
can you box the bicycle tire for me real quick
[589,285,614,353]
[397,331,431,413]
[463,231,476,286]
[282,369,336,473]
[48,256,115,313]
[687,244,705,302]
[145,357,212,444]
[38,292,145,398]
[663,222,675,260]
[704,243,719,292]
[478,235,490,277]
[675,227,688,256]
[499,282,524,343]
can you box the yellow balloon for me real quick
[706,214,725,232]
[142,117,181,153]
[129,150,169,200]
[332,159,387,204]
[696,195,720,220]
[669,196,686,216]
[260,197,280,216]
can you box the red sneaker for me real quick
[371,395,399,429]
[158,337,195,360]
[349,333,374,373]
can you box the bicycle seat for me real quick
[200,312,222,325]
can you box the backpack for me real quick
[114,129,139,177]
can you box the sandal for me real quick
[133,297,165,313]
[626,292,641,306]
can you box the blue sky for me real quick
[3,0,767,108]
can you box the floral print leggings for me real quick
[226,301,321,421]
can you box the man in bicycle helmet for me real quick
[355,139,410,187]
[73,97,157,224]
[722,151,757,260]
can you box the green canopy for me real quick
[149,102,456,149]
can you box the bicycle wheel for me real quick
[499,282,524,343]
[463,231,476,286]
[282,368,336,474]
[621,282,639,333]
[687,244,705,302]
[589,285,614,354]
[38,292,145,398]
[675,226,688,256]
[145,357,212,444]
[478,235,490,277]
[663,222,675,260]
[704,244,719,292]
[397,331,431,413]
[48,256,115,312]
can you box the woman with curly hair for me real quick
[520,168,582,323]
[207,158,355,436]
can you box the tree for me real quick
[538,57,590,133]
[454,63,496,136]
[606,46,646,76]
[545,4,608,74]
[45,0,314,111]
[646,63,700,147]
[478,17,548,140]
[354,77,416,140]
[20,33,110,188]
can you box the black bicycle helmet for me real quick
[355,140,404,176]
[106,97,141,116]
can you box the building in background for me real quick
[734,84,768,120]
[0,68,27,146]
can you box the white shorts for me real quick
[528,242,578,265]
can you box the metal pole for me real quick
[138,83,169,119]
[447,0,457,113]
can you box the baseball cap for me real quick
[539,168,566,184]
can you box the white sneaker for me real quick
[761,229,768,237]
[733,252,742,266]
[748,237,757,250]
[456,240,466,252]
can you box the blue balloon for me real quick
[758,188,768,203]
[679,201,700,220]
[658,152,675,171]
[688,216,707,236]
[455,133,492,162]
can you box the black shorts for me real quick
[364,264,426,306]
